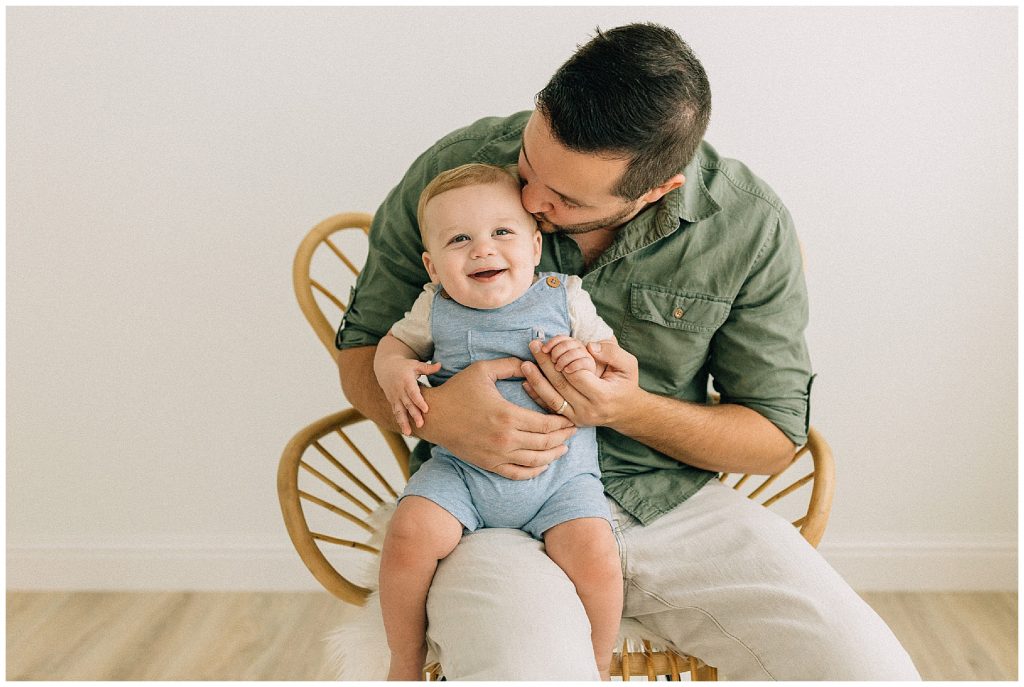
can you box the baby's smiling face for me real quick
[421,180,542,310]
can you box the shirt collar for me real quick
[676,149,721,224]
[588,149,721,271]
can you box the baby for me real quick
[373,163,622,680]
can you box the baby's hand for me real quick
[376,359,442,436]
[541,335,599,376]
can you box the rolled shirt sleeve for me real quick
[335,149,443,350]
[709,205,813,446]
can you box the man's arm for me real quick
[522,340,795,475]
[336,346,402,432]
[523,202,811,475]
[337,346,577,479]
[612,389,795,475]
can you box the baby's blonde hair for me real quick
[417,163,523,242]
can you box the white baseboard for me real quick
[6,545,327,592]
[819,538,1017,591]
[7,539,1017,592]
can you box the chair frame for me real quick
[280,212,836,680]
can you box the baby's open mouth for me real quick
[469,269,506,281]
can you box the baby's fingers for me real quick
[541,334,573,354]
[416,360,443,376]
[406,380,430,415]
[563,356,597,374]
[405,401,425,429]
[391,403,413,436]
[553,346,590,371]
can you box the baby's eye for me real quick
[448,234,470,244]
[493,228,513,236]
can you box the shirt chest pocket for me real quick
[620,284,732,395]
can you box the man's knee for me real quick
[801,599,921,681]
[425,528,599,679]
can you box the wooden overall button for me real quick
[545,276,561,288]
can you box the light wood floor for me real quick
[6,591,1017,680]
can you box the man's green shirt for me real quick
[336,111,813,525]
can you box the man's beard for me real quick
[533,202,641,235]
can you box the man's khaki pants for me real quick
[425,479,921,680]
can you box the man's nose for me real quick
[520,183,553,214]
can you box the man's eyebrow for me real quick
[520,140,587,207]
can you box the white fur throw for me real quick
[322,501,678,680]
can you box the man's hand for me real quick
[418,357,577,480]
[521,339,641,428]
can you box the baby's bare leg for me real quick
[379,496,464,681]
[544,518,623,681]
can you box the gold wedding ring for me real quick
[555,399,569,415]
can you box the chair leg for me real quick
[696,665,718,681]
[689,656,718,681]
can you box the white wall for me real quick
[7,6,1017,591]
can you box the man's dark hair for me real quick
[535,23,712,201]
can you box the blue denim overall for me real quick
[401,272,611,539]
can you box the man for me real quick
[335,22,919,680]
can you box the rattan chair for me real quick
[279,212,836,681]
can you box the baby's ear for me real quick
[532,230,542,265]
[422,251,439,283]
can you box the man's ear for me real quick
[422,251,439,283]
[640,173,685,204]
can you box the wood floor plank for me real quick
[6,591,1017,680]
[860,592,1018,681]
[6,592,73,661]
[8,592,179,680]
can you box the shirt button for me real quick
[673,307,684,319]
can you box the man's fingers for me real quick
[492,442,572,478]
[500,396,574,430]
[588,339,631,368]
[524,381,564,413]
[479,356,527,381]
[524,374,573,417]
[514,427,576,453]
[522,358,577,402]
[522,380,540,405]
[493,463,549,480]
[507,442,570,468]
